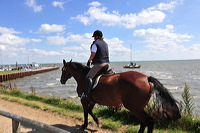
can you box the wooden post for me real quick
[0,110,69,133]
[12,119,21,133]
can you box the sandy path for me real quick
[0,99,117,133]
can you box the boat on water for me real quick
[123,62,141,69]
[123,44,141,69]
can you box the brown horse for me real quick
[60,60,181,133]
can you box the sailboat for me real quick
[123,62,141,68]
[123,44,141,69]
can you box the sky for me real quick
[0,0,200,64]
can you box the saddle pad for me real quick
[92,69,115,89]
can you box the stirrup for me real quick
[80,93,86,99]
[81,93,92,99]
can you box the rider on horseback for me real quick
[81,30,110,99]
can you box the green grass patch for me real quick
[0,88,82,111]
[94,107,139,125]
[101,121,120,131]
[0,71,24,75]
[125,126,139,133]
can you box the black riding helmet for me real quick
[92,30,103,38]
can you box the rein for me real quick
[64,65,88,77]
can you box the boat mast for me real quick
[130,44,132,63]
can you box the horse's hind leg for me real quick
[138,122,146,133]
[147,120,154,133]
[139,111,154,133]
[130,109,154,133]
[88,103,100,126]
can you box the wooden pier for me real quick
[0,67,59,82]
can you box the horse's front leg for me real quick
[88,102,100,127]
[81,99,89,130]
[82,108,89,129]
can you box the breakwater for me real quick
[0,67,59,82]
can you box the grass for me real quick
[182,83,194,117]
[0,88,82,111]
[0,71,24,75]
[0,84,199,133]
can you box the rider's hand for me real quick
[87,61,91,67]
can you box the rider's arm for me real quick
[88,52,96,62]
[88,44,97,62]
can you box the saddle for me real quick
[92,66,115,89]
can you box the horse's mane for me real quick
[71,62,86,68]
[70,62,90,74]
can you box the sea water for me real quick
[10,60,200,115]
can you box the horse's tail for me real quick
[148,76,181,120]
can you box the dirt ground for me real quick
[0,98,118,133]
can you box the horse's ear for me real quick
[69,59,72,62]
[63,59,67,66]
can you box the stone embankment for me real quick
[0,67,59,82]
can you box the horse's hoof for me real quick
[80,126,85,131]
[97,122,102,128]
[81,124,87,130]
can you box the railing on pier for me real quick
[0,110,69,133]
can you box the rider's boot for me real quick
[81,78,93,99]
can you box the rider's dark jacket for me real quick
[90,39,109,64]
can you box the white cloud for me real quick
[131,10,165,28]
[73,15,92,25]
[47,36,68,45]
[0,27,41,63]
[52,1,64,9]
[0,45,27,62]
[47,33,92,45]
[65,34,129,56]
[0,34,41,47]
[46,32,130,61]
[133,25,192,47]
[148,1,177,11]
[71,1,178,28]
[0,45,6,51]
[132,25,198,60]
[0,26,20,34]
[37,24,66,34]
[31,39,41,43]
[105,38,130,56]
[25,0,43,13]
[88,1,101,7]
[185,44,200,52]
[66,33,92,44]
[63,45,84,51]
[0,34,30,46]
[30,49,61,56]
[166,25,174,30]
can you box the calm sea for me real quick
[9,60,200,115]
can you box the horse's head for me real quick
[60,59,72,84]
